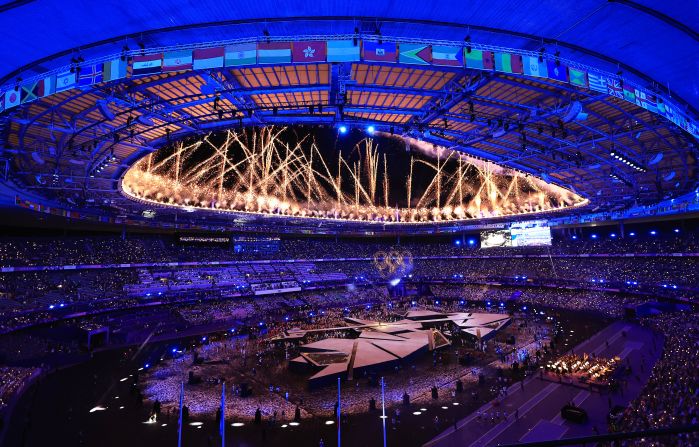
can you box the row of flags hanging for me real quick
[1,39,697,138]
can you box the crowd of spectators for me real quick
[0,231,696,268]
[615,312,699,445]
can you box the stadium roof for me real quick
[0,1,697,234]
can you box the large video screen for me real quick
[481,230,513,248]
[511,226,552,247]
[481,226,552,248]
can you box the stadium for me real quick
[0,1,697,446]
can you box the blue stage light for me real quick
[610,233,616,238]
[338,125,348,134]
[468,239,476,245]
[650,230,657,235]
[629,232,636,236]
[455,239,461,246]
[674,228,680,233]
[591,234,598,239]
[367,125,375,135]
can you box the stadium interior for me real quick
[0,2,697,447]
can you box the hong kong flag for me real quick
[292,41,327,63]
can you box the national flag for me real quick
[606,78,623,99]
[132,54,163,76]
[522,56,548,77]
[78,64,103,86]
[634,89,657,113]
[163,50,193,72]
[292,41,327,63]
[662,102,677,124]
[399,43,431,65]
[431,45,463,67]
[55,71,77,92]
[326,40,360,62]
[465,49,494,70]
[546,61,568,82]
[39,75,55,97]
[257,42,292,64]
[21,82,40,103]
[623,84,636,103]
[4,88,20,109]
[494,53,523,74]
[103,59,127,82]
[220,383,226,443]
[224,43,257,66]
[362,41,397,62]
[193,47,224,70]
[568,67,588,88]
[587,72,607,93]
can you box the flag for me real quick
[464,49,493,70]
[55,71,77,92]
[546,61,568,82]
[623,84,636,103]
[292,41,327,63]
[220,383,226,444]
[21,82,40,103]
[327,40,360,62]
[607,78,624,99]
[568,67,588,88]
[522,56,548,77]
[662,102,678,124]
[399,43,431,65]
[78,64,103,86]
[224,43,257,66]
[193,47,224,70]
[177,382,184,447]
[4,88,20,109]
[39,75,55,97]
[103,59,127,82]
[635,89,657,113]
[494,53,523,74]
[362,41,397,62]
[132,54,163,76]
[431,45,463,67]
[257,42,291,64]
[163,50,193,72]
[587,72,607,93]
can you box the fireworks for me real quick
[121,127,587,223]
